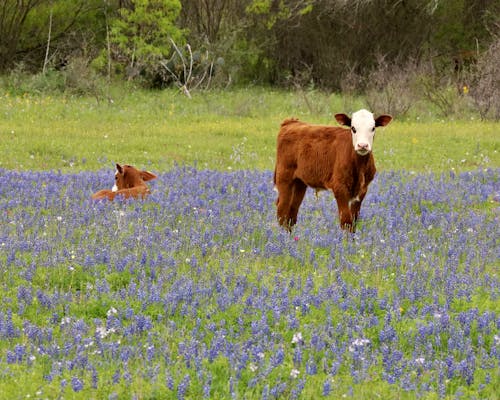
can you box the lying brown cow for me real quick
[92,163,157,201]
[274,109,392,232]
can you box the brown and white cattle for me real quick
[274,109,392,232]
[92,163,157,201]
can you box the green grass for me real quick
[0,87,498,173]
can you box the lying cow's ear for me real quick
[140,170,157,182]
[335,113,351,127]
[375,115,392,127]
[116,163,124,174]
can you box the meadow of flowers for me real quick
[0,166,498,399]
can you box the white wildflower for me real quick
[96,326,113,339]
[291,332,303,344]
[349,338,370,352]
[290,369,300,378]
[107,307,118,316]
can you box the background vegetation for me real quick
[0,0,498,119]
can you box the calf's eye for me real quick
[352,127,357,134]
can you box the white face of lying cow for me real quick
[335,109,392,156]
[112,169,119,192]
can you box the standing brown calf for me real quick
[274,109,392,232]
[92,163,157,201]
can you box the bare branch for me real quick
[42,8,52,74]
[169,38,188,84]
[160,39,218,97]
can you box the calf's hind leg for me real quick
[276,181,294,229]
[288,179,307,228]
[276,179,307,230]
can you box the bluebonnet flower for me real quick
[261,384,269,400]
[91,367,98,389]
[322,378,332,396]
[12,344,25,363]
[379,324,397,343]
[177,374,190,400]
[112,368,120,384]
[270,381,287,398]
[0,309,19,338]
[203,372,212,398]
[306,356,318,375]
[71,376,84,392]
[330,360,340,376]
[165,372,174,390]
[6,350,16,364]
[290,378,306,400]
[229,376,237,399]
[293,346,302,366]
[270,347,285,367]
[17,285,33,306]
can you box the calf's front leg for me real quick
[333,189,355,232]
[350,186,368,225]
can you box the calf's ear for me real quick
[116,163,124,174]
[140,170,157,182]
[375,115,392,127]
[335,113,351,127]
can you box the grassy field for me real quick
[0,88,498,172]
[0,88,498,399]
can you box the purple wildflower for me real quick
[322,378,332,396]
[71,376,84,392]
[177,374,190,400]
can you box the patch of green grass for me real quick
[0,88,498,172]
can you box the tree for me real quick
[0,0,105,72]
[180,0,233,44]
[0,0,45,70]
[109,0,183,79]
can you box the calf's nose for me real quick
[358,143,369,150]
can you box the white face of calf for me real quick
[112,170,119,192]
[335,109,392,156]
[350,110,376,156]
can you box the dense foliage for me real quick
[107,0,183,79]
[1,1,498,90]
[0,166,498,398]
